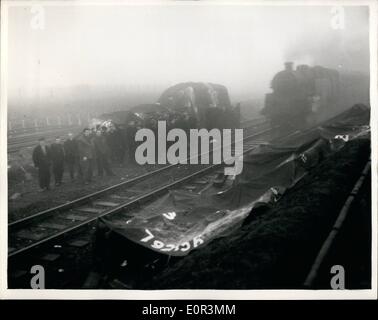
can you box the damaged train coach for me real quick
[92,81,240,133]
[88,82,242,163]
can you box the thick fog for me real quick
[7,4,369,115]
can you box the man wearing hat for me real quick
[77,128,95,184]
[32,137,51,191]
[50,136,65,186]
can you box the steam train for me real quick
[94,63,369,139]
[262,62,342,129]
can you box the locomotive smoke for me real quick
[284,7,369,75]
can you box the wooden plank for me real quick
[41,253,60,262]
[192,179,209,185]
[93,201,119,207]
[76,207,104,214]
[68,239,90,248]
[64,214,88,221]
[111,193,137,200]
[39,223,67,230]
[16,230,46,241]
[182,185,197,190]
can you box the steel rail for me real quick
[9,120,269,230]
[7,117,266,153]
[303,159,371,288]
[8,125,272,258]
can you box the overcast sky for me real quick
[7,3,370,106]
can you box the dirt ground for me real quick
[137,138,371,289]
[8,161,163,222]
[7,118,257,223]
[313,170,371,289]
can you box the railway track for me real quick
[8,126,82,154]
[303,159,371,288]
[7,117,264,154]
[8,119,272,260]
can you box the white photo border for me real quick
[0,0,376,300]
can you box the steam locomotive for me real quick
[262,62,342,129]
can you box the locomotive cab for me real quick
[263,62,341,130]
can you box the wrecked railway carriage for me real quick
[90,82,241,162]
[96,82,240,132]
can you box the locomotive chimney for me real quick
[284,61,294,71]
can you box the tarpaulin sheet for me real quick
[101,105,370,256]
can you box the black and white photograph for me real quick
[0,0,377,300]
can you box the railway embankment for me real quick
[139,138,371,289]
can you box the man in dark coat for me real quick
[32,137,51,191]
[125,121,138,164]
[50,137,65,186]
[106,125,125,166]
[64,132,81,180]
[93,130,114,177]
[77,128,95,184]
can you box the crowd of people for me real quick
[32,127,121,192]
[31,106,240,192]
